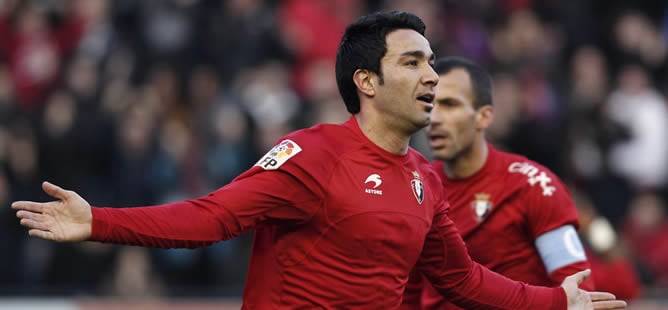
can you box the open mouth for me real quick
[417,94,434,112]
[428,132,448,148]
[417,94,434,104]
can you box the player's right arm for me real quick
[13,135,323,248]
[415,199,626,310]
[13,167,320,249]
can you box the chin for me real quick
[432,150,455,162]
[432,154,449,162]
[416,117,430,128]
[407,120,429,134]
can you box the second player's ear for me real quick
[476,105,494,130]
[353,69,376,97]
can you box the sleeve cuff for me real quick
[529,285,567,310]
[89,207,110,242]
[549,287,567,310]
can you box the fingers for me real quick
[16,208,54,235]
[28,229,56,241]
[589,292,616,302]
[592,300,627,309]
[12,201,46,213]
[17,210,50,231]
[42,181,70,200]
[590,291,626,310]
[20,218,50,231]
[16,210,45,222]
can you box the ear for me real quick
[353,69,376,97]
[476,105,494,130]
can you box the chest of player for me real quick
[446,176,525,237]
[315,162,433,237]
[326,163,431,214]
[308,162,435,267]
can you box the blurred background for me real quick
[0,0,667,308]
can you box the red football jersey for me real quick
[414,144,591,309]
[90,119,565,309]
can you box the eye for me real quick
[406,60,418,67]
[439,99,457,107]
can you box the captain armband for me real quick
[535,225,587,274]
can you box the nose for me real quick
[423,65,439,86]
[429,104,443,125]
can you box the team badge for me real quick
[471,193,493,222]
[254,139,302,170]
[410,170,424,205]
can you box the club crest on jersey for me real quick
[411,171,424,205]
[254,139,302,170]
[471,193,493,222]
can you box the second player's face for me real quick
[373,29,438,133]
[428,69,480,161]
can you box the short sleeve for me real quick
[523,164,579,238]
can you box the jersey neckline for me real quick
[343,116,413,164]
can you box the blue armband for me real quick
[535,225,587,273]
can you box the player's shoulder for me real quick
[494,148,565,197]
[287,122,359,153]
[255,122,358,170]
[492,147,555,177]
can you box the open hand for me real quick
[12,182,92,242]
[562,269,627,309]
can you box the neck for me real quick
[354,114,411,155]
[444,138,488,179]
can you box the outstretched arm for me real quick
[13,169,320,248]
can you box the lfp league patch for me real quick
[255,139,302,170]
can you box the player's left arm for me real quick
[523,163,595,290]
[535,225,595,290]
[416,199,567,310]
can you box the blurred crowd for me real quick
[0,0,667,302]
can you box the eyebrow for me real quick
[436,97,460,105]
[399,50,435,62]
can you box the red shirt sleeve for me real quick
[524,165,579,237]
[90,168,320,248]
[415,199,567,309]
[551,261,595,291]
[523,164,595,289]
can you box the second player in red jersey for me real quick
[404,57,594,309]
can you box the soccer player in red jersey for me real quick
[13,12,624,310]
[404,57,596,309]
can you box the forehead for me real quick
[384,29,433,58]
[436,69,474,98]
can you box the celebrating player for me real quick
[13,11,624,309]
